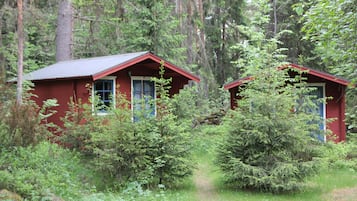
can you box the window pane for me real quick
[104,81,112,90]
[95,82,103,91]
[94,79,114,112]
[143,80,154,97]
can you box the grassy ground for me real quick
[4,125,355,200]
[190,125,357,201]
[89,125,357,201]
[210,168,357,201]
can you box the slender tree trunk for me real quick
[186,0,193,65]
[0,10,4,81]
[273,0,277,36]
[56,0,73,62]
[197,0,205,51]
[17,0,24,105]
[221,21,226,84]
[175,0,182,15]
[116,0,124,18]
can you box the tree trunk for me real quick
[56,0,73,62]
[116,0,124,18]
[17,0,24,105]
[273,0,277,36]
[197,0,205,51]
[0,9,4,81]
[186,0,193,65]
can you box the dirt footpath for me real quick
[193,164,219,201]
[327,186,357,201]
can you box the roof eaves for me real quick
[31,75,92,82]
[92,51,150,81]
[148,53,200,82]
[92,51,200,82]
[288,64,350,86]
[223,76,253,90]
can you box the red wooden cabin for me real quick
[224,64,350,142]
[23,51,200,126]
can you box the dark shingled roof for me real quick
[23,51,149,81]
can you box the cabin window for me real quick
[131,77,156,121]
[93,76,116,114]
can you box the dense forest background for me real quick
[0,0,356,127]
[0,0,357,200]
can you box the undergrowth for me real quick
[0,141,97,200]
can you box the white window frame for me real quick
[308,83,326,141]
[131,76,156,119]
[92,76,116,115]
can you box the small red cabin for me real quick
[23,51,200,126]
[224,64,350,142]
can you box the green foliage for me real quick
[204,0,247,85]
[0,1,56,78]
[171,86,198,121]
[216,68,322,193]
[319,141,357,171]
[147,65,194,186]
[0,82,58,148]
[89,103,156,186]
[59,98,94,152]
[299,0,357,131]
[60,67,193,189]
[0,141,94,200]
[71,0,124,57]
[59,92,153,186]
[120,1,185,64]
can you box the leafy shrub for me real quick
[319,141,357,171]
[89,104,156,186]
[0,81,58,148]
[171,85,198,121]
[59,91,154,187]
[0,141,94,200]
[59,98,94,152]
[216,68,322,193]
[60,66,193,189]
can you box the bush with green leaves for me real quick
[59,92,153,186]
[60,66,193,189]
[216,68,322,193]
[0,141,94,200]
[0,81,58,148]
[88,104,157,187]
[319,141,357,171]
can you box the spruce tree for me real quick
[149,64,193,186]
[217,68,322,193]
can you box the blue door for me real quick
[309,86,325,141]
